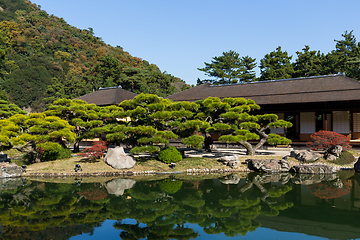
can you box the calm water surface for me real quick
[0,171,359,240]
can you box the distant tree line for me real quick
[197,31,360,85]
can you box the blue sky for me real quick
[32,0,360,85]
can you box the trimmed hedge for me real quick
[37,142,72,161]
[158,146,182,164]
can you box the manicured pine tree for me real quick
[107,93,202,154]
[0,113,75,162]
[44,98,124,152]
[0,100,26,118]
[196,97,292,155]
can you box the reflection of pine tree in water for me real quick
[114,176,294,238]
[0,175,294,239]
[0,181,105,239]
[114,222,199,240]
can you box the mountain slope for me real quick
[0,0,188,111]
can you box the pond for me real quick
[0,171,359,240]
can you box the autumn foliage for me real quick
[306,130,351,151]
[308,180,351,200]
[77,188,108,201]
[78,141,107,160]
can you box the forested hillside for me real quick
[0,0,189,111]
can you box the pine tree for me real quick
[293,45,324,78]
[259,46,294,81]
[198,50,245,84]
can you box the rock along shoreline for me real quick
[21,167,251,178]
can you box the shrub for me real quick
[158,179,183,194]
[36,142,71,162]
[78,141,107,161]
[306,130,351,151]
[332,151,356,165]
[158,146,182,163]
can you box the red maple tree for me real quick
[308,180,351,200]
[78,141,107,160]
[306,130,351,151]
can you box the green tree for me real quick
[293,45,324,78]
[0,100,26,118]
[0,113,75,162]
[44,98,124,152]
[320,51,343,76]
[334,30,360,79]
[198,97,292,155]
[198,50,246,84]
[89,55,125,91]
[240,56,257,82]
[259,46,294,80]
[0,25,17,82]
[103,94,202,154]
[3,61,52,111]
[44,76,90,104]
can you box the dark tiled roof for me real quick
[76,87,137,106]
[167,74,360,104]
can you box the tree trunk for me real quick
[240,141,255,156]
[253,130,269,153]
[73,141,80,153]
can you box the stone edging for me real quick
[21,168,249,178]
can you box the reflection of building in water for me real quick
[353,177,360,209]
[256,177,360,239]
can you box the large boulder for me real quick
[220,173,241,184]
[291,173,337,185]
[0,178,24,189]
[329,145,342,157]
[290,164,336,174]
[0,163,22,178]
[247,159,290,173]
[105,178,136,196]
[104,147,136,169]
[218,155,240,169]
[290,150,322,162]
[255,173,291,184]
[324,145,343,161]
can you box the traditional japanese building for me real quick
[167,74,360,142]
[76,86,137,106]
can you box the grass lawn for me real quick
[6,149,357,177]
[19,155,300,176]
